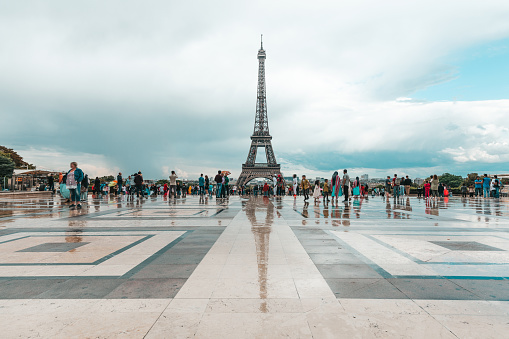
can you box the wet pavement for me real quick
[0,194,508,338]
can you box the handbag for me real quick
[353,187,360,196]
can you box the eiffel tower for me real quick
[237,36,283,187]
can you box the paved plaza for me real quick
[0,193,508,338]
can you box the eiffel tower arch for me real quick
[237,36,283,187]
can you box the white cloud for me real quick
[1,1,509,179]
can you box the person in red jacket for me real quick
[262,182,269,197]
[424,181,431,199]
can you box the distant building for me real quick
[414,178,424,186]
[361,174,369,182]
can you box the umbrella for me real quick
[221,171,231,176]
[108,180,118,187]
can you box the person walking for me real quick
[342,169,350,202]
[169,171,178,199]
[301,175,310,201]
[66,162,84,210]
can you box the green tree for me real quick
[0,155,15,190]
[464,173,479,187]
[439,173,464,188]
[155,179,170,185]
[0,155,15,177]
[0,146,35,169]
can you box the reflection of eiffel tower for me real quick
[237,36,283,187]
[245,197,273,313]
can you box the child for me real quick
[313,180,321,204]
[424,181,431,199]
[322,179,330,203]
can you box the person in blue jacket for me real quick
[482,174,491,198]
[66,162,84,209]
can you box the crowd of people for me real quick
[56,162,505,208]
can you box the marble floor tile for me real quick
[432,314,509,339]
[306,312,457,339]
[194,313,313,338]
[414,299,508,316]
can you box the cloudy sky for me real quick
[1,0,508,180]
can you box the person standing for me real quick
[224,174,229,198]
[81,174,89,202]
[273,176,278,196]
[404,176,411,196]
[214,170,222,199]
[492,175,501,198]
[392,174,400,199]
[169,171,178,199]
[47,174,55,194]
[323,179,330,204]
[438,183,444,198]
[312,180,321,204]
[482,174,491,198]
[134,171,144,198]
[66,162,84,210]
[385,176,391,199]
[474,176,483,197]
[331,171,341,204]
[199,174,205,196]
[117,172,123,196]
[424,180,431,199]
[342,169,350,202]
[204,175,210,197]
[292,174,298,197]
[352,177,360,197]
[301,175,310,201]
[94,177,101,196]
[430,174,439,199]
[460,183,468,198]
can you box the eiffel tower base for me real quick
[237,165,283,187]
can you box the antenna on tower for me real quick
[260,34,263,49]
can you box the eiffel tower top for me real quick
[258,34,266,59]
[253,34,269,137]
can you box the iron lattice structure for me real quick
[237,37,283,187]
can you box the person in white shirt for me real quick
[292,174,298,197]
[169,171,178,199]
